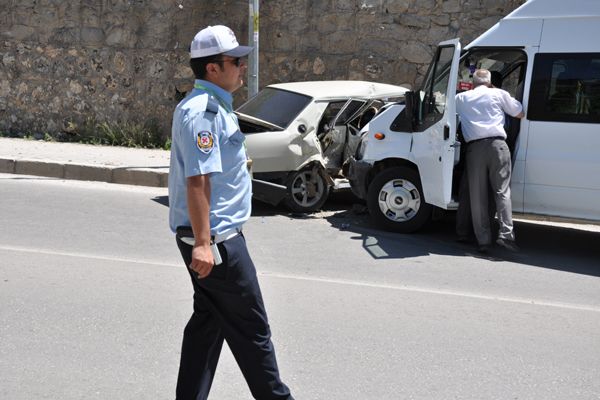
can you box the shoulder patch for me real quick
[196,131,214,154]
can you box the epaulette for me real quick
[206,96,220,114]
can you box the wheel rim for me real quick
[377,178,421,222]
[290,171,324,208]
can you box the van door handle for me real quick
[450,142,461,148]
[444,125,450,140]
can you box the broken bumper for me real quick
[252,179,288,206]
[346,157,372,200]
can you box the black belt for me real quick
[468,136,504,144]
[176,226,243,245]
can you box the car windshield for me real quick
[237,88,312,128]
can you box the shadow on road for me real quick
[253,192,600,277]
[151,195,169,207]
[158,192,600,277]
[324,207,600,278]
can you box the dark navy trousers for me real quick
[175,233,293,400]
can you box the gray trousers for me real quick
[466,138,515,245]
[455,168,495,239]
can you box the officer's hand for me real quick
[190,244,214,279]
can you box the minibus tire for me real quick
[367,167,432,233]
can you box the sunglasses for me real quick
[217,57,242,67]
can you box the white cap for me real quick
[190,25,253,59]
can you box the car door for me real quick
[320,99,366,170]
[411,39,461,208]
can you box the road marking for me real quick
[2,244,599,313]
[262,273,600,313]
[0,244,180,268]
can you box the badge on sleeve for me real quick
[196,131,214,153]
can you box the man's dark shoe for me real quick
[496,238,520,252]
[456,236,472,244]
[477,244,490,253]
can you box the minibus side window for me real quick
[415,45,455,132]
[529,53,600,124]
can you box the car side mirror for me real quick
[298,124,307,134]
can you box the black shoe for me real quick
[456,236,472,244]
[496,238,520,252]
[477,244,490,253]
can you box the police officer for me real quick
[168,25,294,400]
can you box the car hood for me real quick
[235,112,284,131]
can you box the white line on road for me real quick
[0,244,180,268]
[2,244,599,313]
[261,272,600,313]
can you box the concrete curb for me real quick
[0,157,168,187]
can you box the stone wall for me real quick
[0,0,524,138]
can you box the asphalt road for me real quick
[1,173,599,400]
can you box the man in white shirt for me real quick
[455,69,524,252]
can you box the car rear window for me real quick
[237,88,312,128]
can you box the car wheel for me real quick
[367,167,432,233]
[284,168,330,213]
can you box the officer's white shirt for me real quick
[455,85,523,143]
[168,80,251,235]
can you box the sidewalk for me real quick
[0,137,169,187]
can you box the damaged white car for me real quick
[236,81,408,212]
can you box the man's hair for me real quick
[473,69,492,86]
[190,54,224,79]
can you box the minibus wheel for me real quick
[367,166,432,233]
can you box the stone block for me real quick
[333,0,355,11]
[394,62,418,85]
[159,172,169,188]
[15,160,64,178]
[397,14,430,29]
[81,5,102,27]
[50,27,80,46]
[410,0,435,12]
[298,31,321,52]
[316,14,343,35]
[0,158,16,174]
[324,31,357,55]
[442,0,462,13]
[403,41,434,64]
[428,25,451,44]
[384,0,410,14]
[81,27,105,45]
[432,14,451,26]
[64,164,112,183]
[112,168,163,187]
[7,25,36,41]
[312,57,325,75]
[272,33,296,52]
[479,16,501,30]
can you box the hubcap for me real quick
[290,171,324,208]
[377,178,421,222]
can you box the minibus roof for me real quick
[506,0,600,19]
[466,0,600,49]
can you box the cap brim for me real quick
[222,45,253,57]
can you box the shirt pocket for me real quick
[227,130,245,147]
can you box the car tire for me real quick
[283,167,330,213]
[366,166,432,233]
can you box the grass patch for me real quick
[1,118,171,150]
